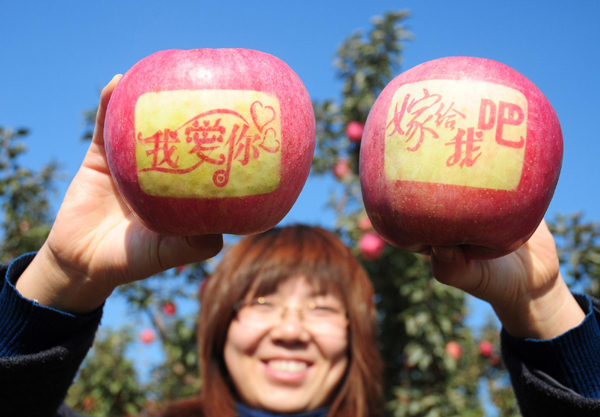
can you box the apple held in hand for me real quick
[360,56,563,259]
[105,49,315,236]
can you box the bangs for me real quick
[198,224,383,417]
[234,226,355,304]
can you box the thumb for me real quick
[157,234,224,272]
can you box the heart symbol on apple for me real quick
[251,101,276,132]
[259,127,281,153]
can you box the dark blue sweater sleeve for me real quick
[501,294,600,416]
[0,253,104,357]
[0,253,104,416]
[501,293,600,399]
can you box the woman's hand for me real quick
[16,76,223,315]
[430,220,585,339]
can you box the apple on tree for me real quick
[162,301,176,316]
[357,215,373,232]
[445,341,462,360]
[81,397,96,412]
[489,355,501,367]
[479,340,494,357]
[346,121,365,142]
[139,328,156,345]
[105,49,315,236]
[358,232,386,261]
[332,158,352,180]
[360,56,563,259]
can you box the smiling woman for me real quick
[160,225,383,417]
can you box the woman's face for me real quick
[224,276,349,413]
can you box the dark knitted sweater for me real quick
[2,254,600,417]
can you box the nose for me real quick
[269,307,311,344]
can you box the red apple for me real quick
[479,340,494,357]
[357,215,373,232]
[445,341,462,360]
[358,232,386,260]
[333,158,352,180]
[105,49,315,236]
[162,301,176,316]
[139,328,156,344]
[346,121,364,142]
[489,355,501,367]
[81,396,96,411]
[360,57,563,259]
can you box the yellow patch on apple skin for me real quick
[135,90,281,198]
[384,80,527,190]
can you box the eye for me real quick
[308,302,343,315]
[250,297,275,309]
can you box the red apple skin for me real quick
[358,232,386,261]
[333,158,352,180]
[139,328,156,344]
[445,341,462,360]
[346,121,365,142]
[357,215,373,232]
[479,340,494,357]
[162,301,176,316]
[105,49,315,236]
[360,57,563,259]
[489,355,501,367]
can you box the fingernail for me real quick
[433,247,454,263]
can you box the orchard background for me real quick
[2,1,600,416]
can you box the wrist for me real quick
[15,244,114,315]
[492,274,586,340]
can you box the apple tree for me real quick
[549,213,600,299]
[312,10,520,417]
[0,127,57,262]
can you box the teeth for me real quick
[267,360,308,373]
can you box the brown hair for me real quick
[159,225,383,417]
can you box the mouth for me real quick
[266,359,309,372]
[262,359,313,383]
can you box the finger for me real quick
[532,219,551,242]
[158,234,224,272]
[430,245,478,291]
[93,74,123,147]
[80,75,123,174]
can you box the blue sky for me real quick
[3,1,599,224]
[3,0,600,392]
